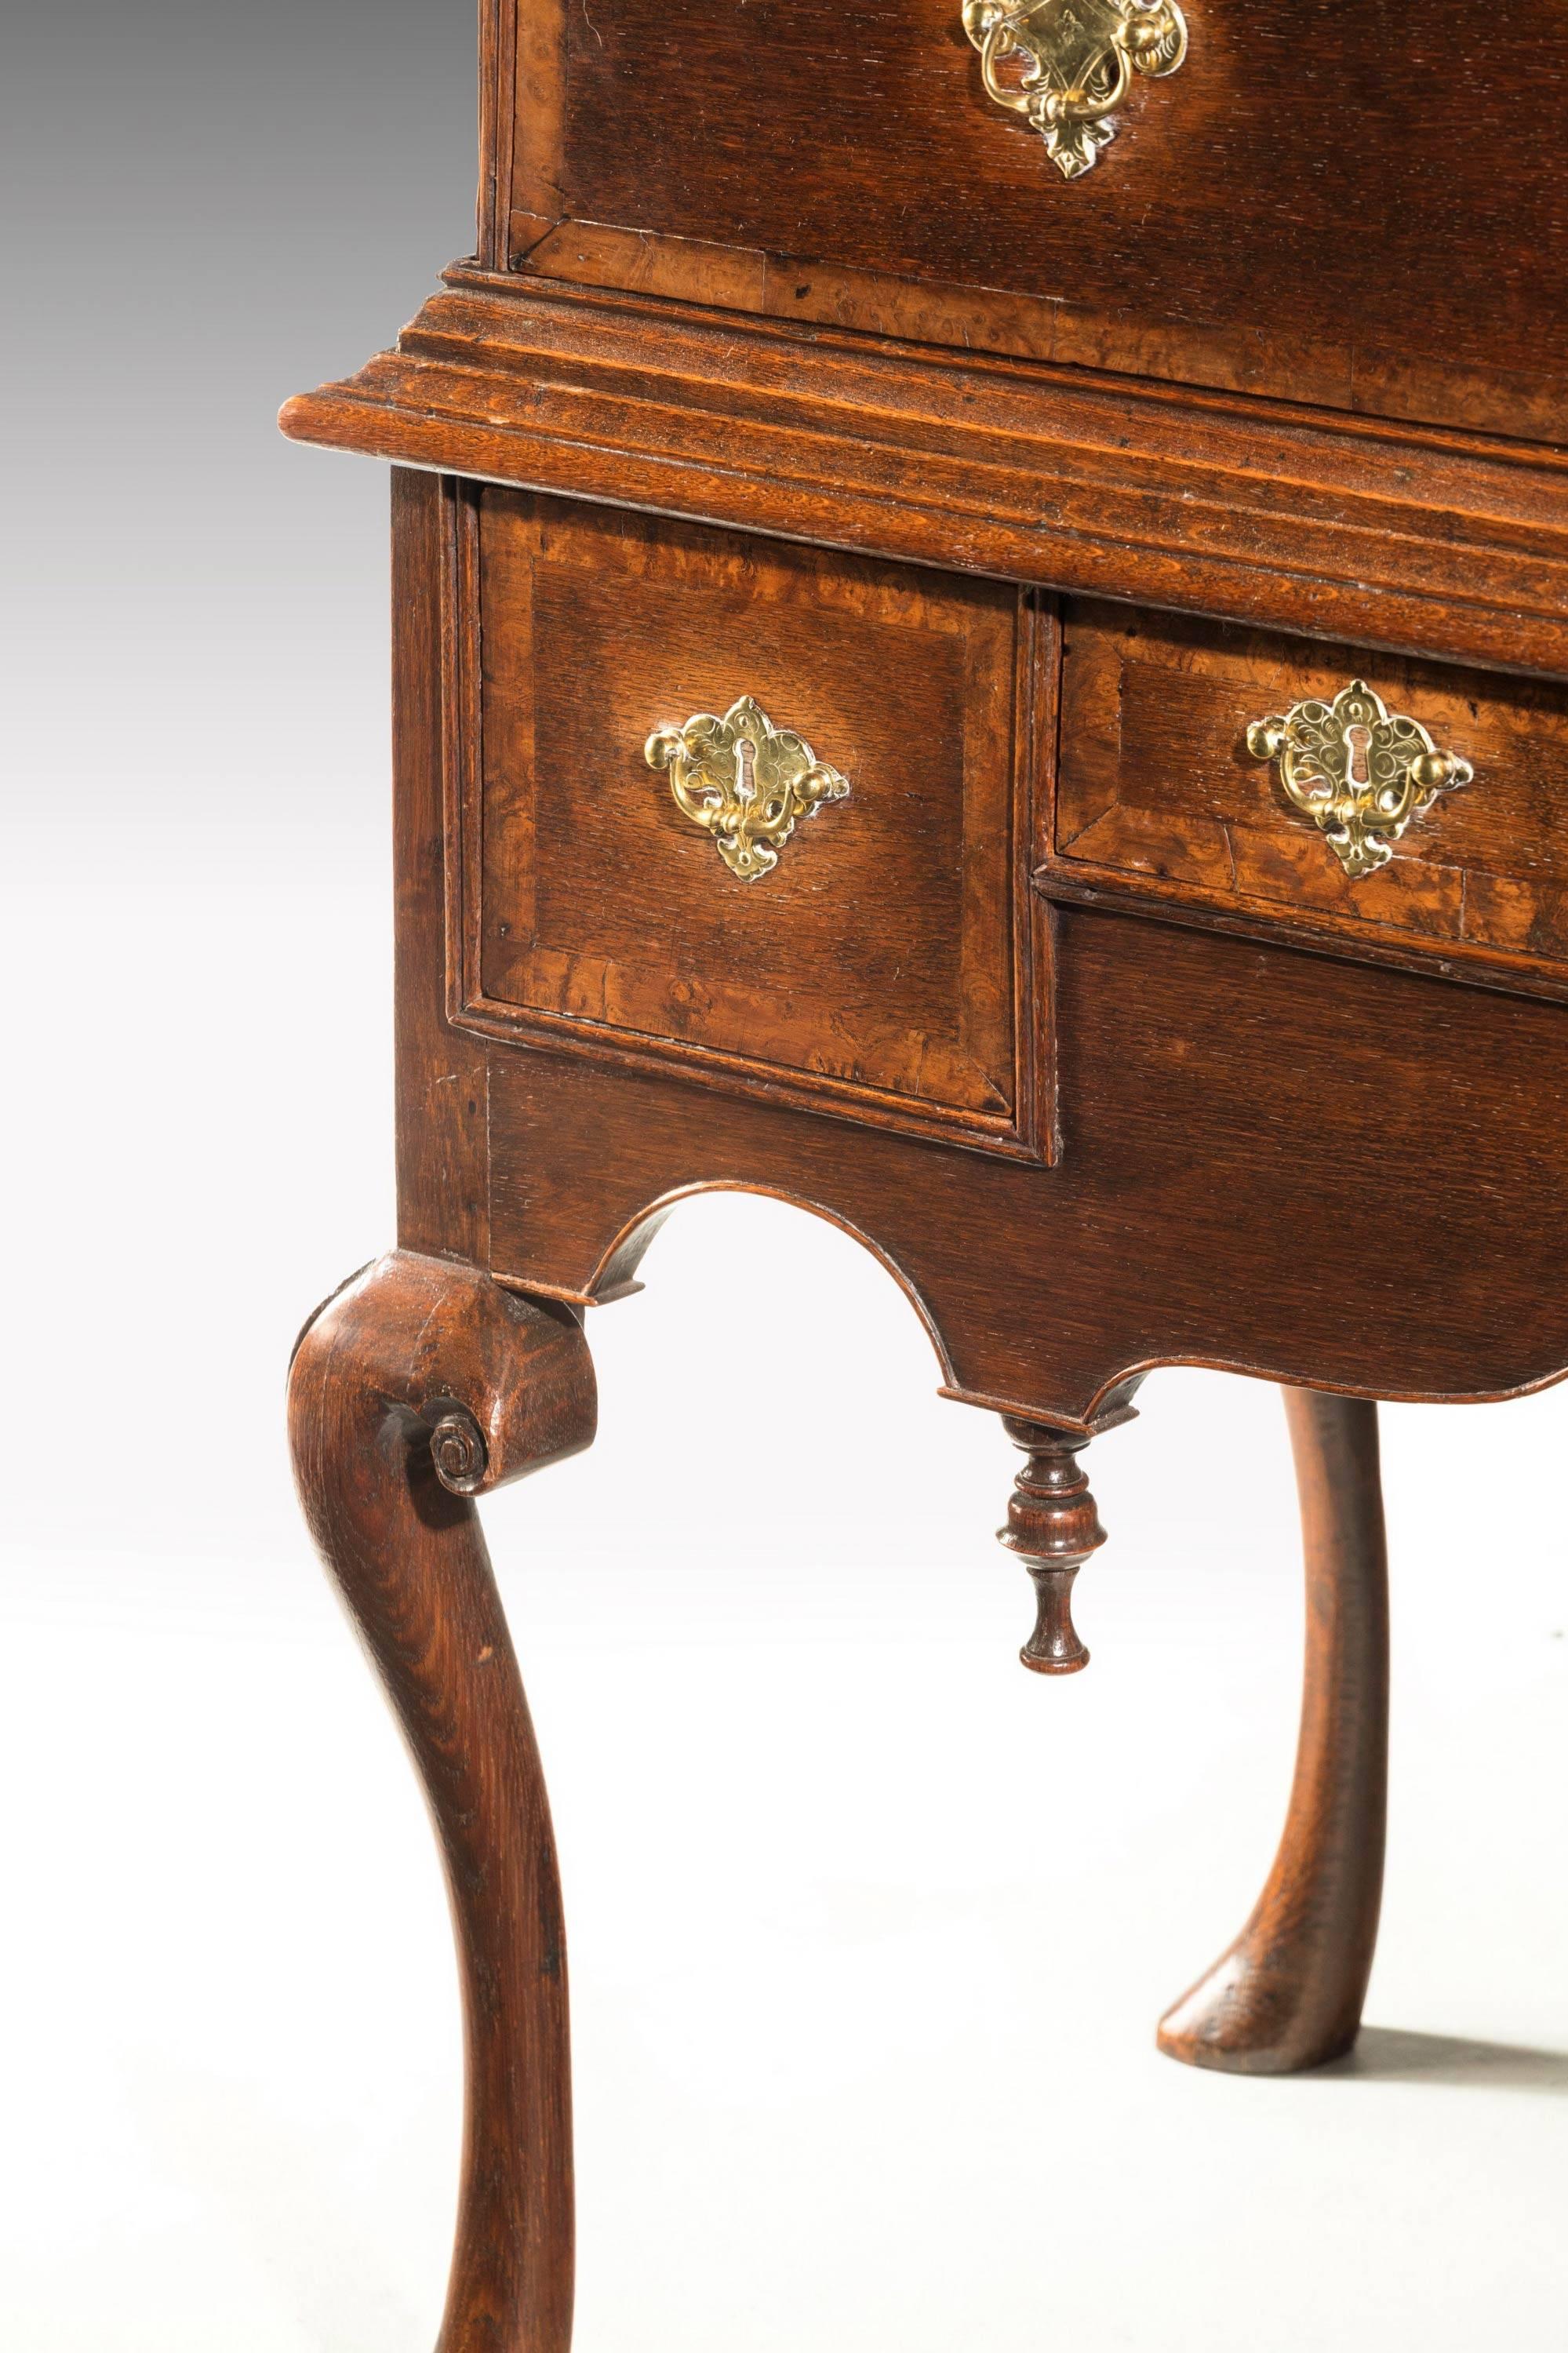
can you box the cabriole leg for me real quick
[1158,1389,1389,2075]
[288,1249,596,2351]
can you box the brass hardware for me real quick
[962,0,1188,180]
[1246,681,1473,880]
[645,696,852,882]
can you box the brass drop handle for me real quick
[1246,680,1472,878]
[962,0,1188,180]
[645,695,851,883]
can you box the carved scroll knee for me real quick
[288,1249,595,2353]
[999,1417,1106,1675]
[1157,1389,1389,2076]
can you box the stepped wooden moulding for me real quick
[282,2,1567,2342]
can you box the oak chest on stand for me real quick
[283,5,1568,2341]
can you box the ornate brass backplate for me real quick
[645,696,852,882]
[962,0,1188,179]
[1246,681,1473,880]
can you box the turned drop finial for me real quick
[998,1417,1106,1674]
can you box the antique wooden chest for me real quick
[283,5,1568,2343]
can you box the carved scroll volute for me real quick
[962,0,1189,179]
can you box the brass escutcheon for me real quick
[962,0,1188,179]
[645,696,852,882]
[1246,680,1473,879]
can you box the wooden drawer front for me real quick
[1052,602,1568,995]
[455,489,1049,1159]
[505,1,1568,442]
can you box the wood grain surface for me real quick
[457,486,1049,1157]
[1054,598,1568,995]
[394,469,489,1259]
[483,903,1568,1423]
[282,275,1568,683]
[491,0,1568,442]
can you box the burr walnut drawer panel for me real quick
[505,0,1568,440]
[1050,602,1568,995]
[451,487,1050,1159]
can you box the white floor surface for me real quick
[2,878,1564,2350]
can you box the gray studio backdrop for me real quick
[5,2,477,1574]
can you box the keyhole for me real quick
[735,736,756,803]
[1344,722,1373,787]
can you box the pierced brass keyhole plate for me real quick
[645,696,852,883]
[1246,680,1473,879]
[962,0,1188,179]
